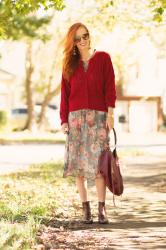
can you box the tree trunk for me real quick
[38,84,61,129]
[24,41,36,131]
[38,53,61,130]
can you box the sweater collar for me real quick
[78,49,97,65]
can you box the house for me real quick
[115,95,162,133]
[0,68,16,111]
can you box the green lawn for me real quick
[0,162,75,249]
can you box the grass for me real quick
[0,217,40,250]
[118,148,145,157]
[0,162,75,249]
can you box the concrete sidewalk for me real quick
[111,131,166,146]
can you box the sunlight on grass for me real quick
[0,216,40,250]
[118,148,145,157]
[0,162,75,249]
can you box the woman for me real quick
[60,22,116,224]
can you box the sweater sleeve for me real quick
[103,53,116,108]
[60,74,70,125]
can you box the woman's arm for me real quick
[103,53,116,109]
[60,74,70,126]
[103,53,116,129]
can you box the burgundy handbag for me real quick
[98,128,124,204]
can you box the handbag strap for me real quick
[107,128,117,152]
[112,128,117,147]
[111,128,119,207]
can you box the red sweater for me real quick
[60,51,116,125]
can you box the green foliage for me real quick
[150,0,166,22]
[4,15,52,40]
[163,114,166,126]
[0,0,65,15]
[0,110,7,128]
[91,0,166,34]
[0,0,65,39]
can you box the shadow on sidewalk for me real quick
[40,218,166,230]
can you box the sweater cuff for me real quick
[106,101,115,108]
[61,119,68,126]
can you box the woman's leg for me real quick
[95,174,106,202]
[76,176,88,202]
[95,174,108,224]
[76,176,93,223]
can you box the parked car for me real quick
[10,107,28,130]
[10,106,61,131]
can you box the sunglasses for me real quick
[74,32,89,43]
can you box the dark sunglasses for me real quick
[74,32,89,43]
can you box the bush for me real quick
[163,114,166,126]
[0,110,7,128]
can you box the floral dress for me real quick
[63,109,110,179]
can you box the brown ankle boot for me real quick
[82,201,93,224]
[98,201,109,224]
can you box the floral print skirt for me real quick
[63,109,110,180]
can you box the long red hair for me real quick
[62,23,89,81]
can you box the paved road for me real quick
[0,143,165,175]
[0,144,65,174]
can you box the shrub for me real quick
[0,110,7,128]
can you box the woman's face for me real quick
[74,26,90,52]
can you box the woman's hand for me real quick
[106,115,114,130]
[61,123,69,134]
[106,107,114,130]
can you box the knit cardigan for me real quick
[60,51,116,125]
